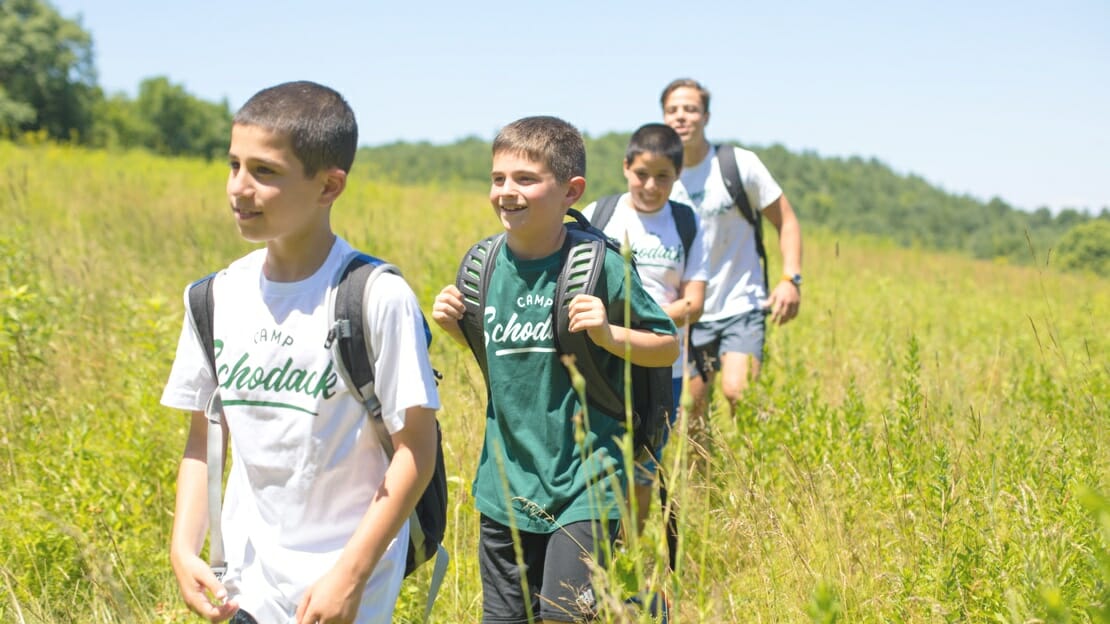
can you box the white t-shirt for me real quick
[161,237,440,623]
[582,195,708,378]
[669,145,783,322]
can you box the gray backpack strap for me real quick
[455,233,505,392]
[185,273,227,578]
[588,193,622,232]
[716,143,768,288]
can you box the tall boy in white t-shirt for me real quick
[582,122,709,532]
[161,81,440,624]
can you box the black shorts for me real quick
[478,514,619,623]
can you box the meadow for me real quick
[0,142,1107,623]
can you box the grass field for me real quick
[1,142,1108,623]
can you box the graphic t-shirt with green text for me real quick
[472,241,675,533]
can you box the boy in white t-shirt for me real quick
[161,81,441,624]
[661,77,803,442]
[581,122,708,531]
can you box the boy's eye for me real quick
[229,160,240,171]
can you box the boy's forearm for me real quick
[601,327,679,367]
[331,406,437,584]
[172,411,213,561]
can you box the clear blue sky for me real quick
[53,0,1110,213]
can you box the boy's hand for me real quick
[432,285,468,345]
[295,566,363,624]
[172,552,239,622]
[567,294,613,349]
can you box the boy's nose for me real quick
[227,170,250,196]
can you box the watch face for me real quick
[792,274,802,286]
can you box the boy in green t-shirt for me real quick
[433,116,677,623]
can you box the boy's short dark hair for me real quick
[625,123,684,174]
[660,78,711,114]
[492,116,586,183]
[233,81,358,176]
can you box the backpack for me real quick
[186,252,448,623]
[588,194,698,264]
[716,143,769,289]
[454,208,671,457]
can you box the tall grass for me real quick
[0,142,1107,622]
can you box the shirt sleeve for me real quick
[736,146,784,211]
[160,305,217,412]
[366,272,441,434]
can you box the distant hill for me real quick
[355,133,1108,273]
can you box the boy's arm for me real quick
[663,280,705,328]
[295,405,438,624]
[432,284,467,346]
[567,294,679,367]
[170,410,238,622]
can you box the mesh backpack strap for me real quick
[670,200,697,263]
[555,211,629,422]
[455,233,505,390]
[185,273,227,578]
[716,143,769,289]
[589,193,622,232]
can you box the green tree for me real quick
[0,0,97,139]
[133,76,230,159]
[1055,219,1110,276]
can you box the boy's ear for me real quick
[564,176,586,206]
[318,168,347,206]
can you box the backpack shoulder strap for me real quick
[715,143,756,226]
[589,193,622,232]
[555,210,628,421]
[325,253,401,418]
[184,271,227,578]
[186,273,218,375]
[670,200,697,263]
[455,233,505,389]
[715,143,769,287]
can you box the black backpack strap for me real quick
[589,193,622,232]
[670,200,697,264]
[455,233,505,391]
[186,273,218,376]
[716,143,769,288]
[325,254,400,415]
[555,210,635,424]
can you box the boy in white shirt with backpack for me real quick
[161,81,440,624]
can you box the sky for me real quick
[52,0,1110,213]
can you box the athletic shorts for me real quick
[687,309,767,377]
[634,376,683,485]
[478,515,619,623]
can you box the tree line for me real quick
[1,0,230,158]
[4,0,1107,275]
[355,133,1110,275]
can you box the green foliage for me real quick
[357,135,1104,270]
[1055,218,1110,276]
[0,0,97,139]
[0,143,1107,622]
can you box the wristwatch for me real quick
[782,273,802,288]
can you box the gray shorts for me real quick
[687,309,767,377]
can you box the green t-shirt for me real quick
[472,239,676,533]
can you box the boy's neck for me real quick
[683,137,711,168]
[505,225,567,261]
[263,228,337,282]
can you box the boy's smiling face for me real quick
[662,86,709,147]
[226,123,339,245]
[623,151,678,213]
[489,150,584,258]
